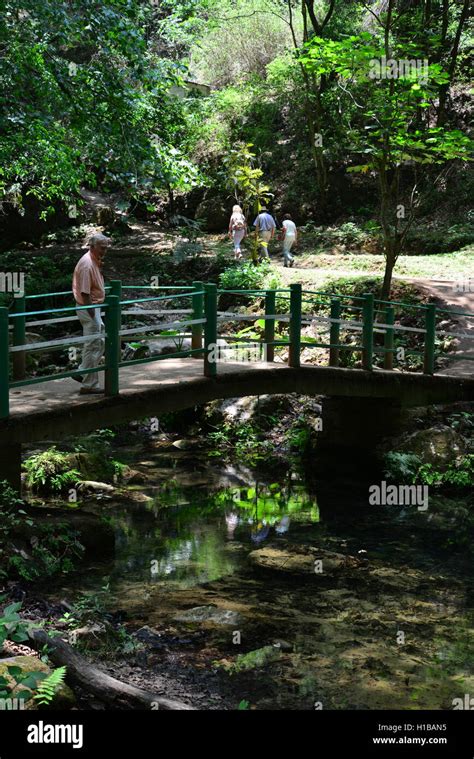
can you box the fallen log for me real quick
[27,629,195,711]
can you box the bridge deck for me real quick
[8,358,265,418]
[2,358,474,445]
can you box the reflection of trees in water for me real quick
[106,479,320,583]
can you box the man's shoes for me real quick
[79,387,104,395]
[71,374,83,383]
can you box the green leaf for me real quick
[6,666,23,677]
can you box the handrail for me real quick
[0,279,451,420]
[24,287,112,300]
[121,285,194,290]
[120,291,201,305]
[9,303,107,319]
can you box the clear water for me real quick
[53,449,474,710]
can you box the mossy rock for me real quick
[249,545,348,575]
[220,646,282,674]
[0,655,75,709]
[66,452,114,483]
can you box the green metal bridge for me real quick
[1,280,474,489]
[2,279,474,408]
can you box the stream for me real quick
[43,442,473,711]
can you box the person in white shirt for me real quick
[281,214,298,267]
[228,204,247,259]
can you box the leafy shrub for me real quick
[208,422,272,467]
[219,260,280,292]
[0,600,30,649]
[383,452,422,482]
[383,452,474,490]
[0,480,84,581]
[416,456,474,489]
[405,224,474,255]
[23,447,80,494]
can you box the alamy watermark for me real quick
[369,481,428,511]
[27,721,83,750]
[452,694,474,710]
[453,277,474,293]
[207,342,267,363]
[369,56,429,85]
[0,697,25,710]
[0,271,24,298]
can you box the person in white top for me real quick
[228,204,247,260]
[281,214,298,267]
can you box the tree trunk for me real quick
[27,629,195,711]
[437,0,469,125]
[381,249,396,300]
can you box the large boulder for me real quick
[396,426,466,467]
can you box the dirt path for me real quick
[410,278,474,378]
[270,255,474,378]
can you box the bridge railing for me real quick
[433,305,474,369]
[214,284,436,374]
[0,282,207,419]
[0,279,463,421]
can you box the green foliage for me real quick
[72,430,127,483]
[0,0,202,215]
[300,32,472,293]
[219,260,280,292]
[33,666,67,706]
[72,584,111,622]
[288,421,313,455]
[0,601,30,650]
[224,143,273,215]
[0,665,46,707]
[188,0,296,88]
[0,480,84,581]
[416,456,474,489]
[23,447,80,494]
[237,699,250,710]
[384,452,423,482]
[208,423,271,467]
[384,452,474,490]
[219,645,281,674]
[223,142,274,262]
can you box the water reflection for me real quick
[102,481,319,588]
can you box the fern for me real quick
[33,666,67,706]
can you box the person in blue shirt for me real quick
[253,207,276,260]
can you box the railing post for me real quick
[264,290,275,363]
[192,281,204,358]
[329,297,341,367]
[0,307,10,419]
[423,303,436,375]
[12,294,26,381]
[105,295,120,396]
[109,280,122,328]
[362,293,374,371]
[288,283,302,368]
[384,305,395,371]
[204,283,217,378]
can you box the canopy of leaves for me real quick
[0,0,202,216]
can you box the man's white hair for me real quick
[88,233,111,249]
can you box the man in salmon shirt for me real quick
[72,233,111,394]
